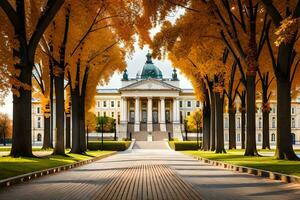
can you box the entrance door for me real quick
[153,111,158,123]
[292,133,296,145]
[130,111,135,123]
[142,110,147,123]
[166,110,170,123]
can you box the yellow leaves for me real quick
[186,108,203,132]
[275,16,300,46]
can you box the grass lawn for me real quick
[184,150,300,177]
[0,150,114,180]
[0,147,51,152]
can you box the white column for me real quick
[121,97,128,123]
[134,97,140,132]
[173,98,180,123]
[160,97,166,131]
[147,97,153,132]
[173,97,182,140]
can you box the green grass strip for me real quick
[0,150,113,180]
[184,150,300,177]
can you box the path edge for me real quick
[189,154,300,184]
[0,151,117,188]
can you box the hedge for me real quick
[169,141,201,151]
[87,141,131,151]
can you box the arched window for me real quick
[237,117,241,128]
[37,133,42,142]
[258,133,262,142]
[224,117,229,128]
[271,133,276,142]
[258,117,262,129]
[292,118,295,128]
[37,117,41,128]
[272,117,276,128]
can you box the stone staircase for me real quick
[132,131,148,141]
[132,131,168,141]
[152,131,168,141]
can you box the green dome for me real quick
[140,53,163,79]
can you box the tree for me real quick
[0,113,11,146]
[0,0,64,157]
[261,0,300,160]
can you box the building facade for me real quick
[31,53,300,145]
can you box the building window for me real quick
[111,101,115,108]
[103,112,106,117]
[237,117,241,128]
[37,117,41,128]
[187,112,190,116]
[292,107,295,115]
[118,112,120,124]
[292,117,295,128]
[272,106,276,114]
[117,101,120,107]
[37,107,40,114]
[258,117,262,129]
[103,101,107,108]
[97,101,100,108]
[97,112,100,117]
[187,101,191,107]
[196,101,200,107]
[237,134,240,142]
[37,133,42,142]
[271,133,276,142]
[224,117,229,129]
[111,112,114,118]
[179,101,183,108]
[258,133,262,142]
[272,117,276,128]
[225,134,229,141]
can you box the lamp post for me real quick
[86,125,89,149]
[113,119,117,141]
[96,123,100,150]
[196,121,200,149]
[184,119,188,141]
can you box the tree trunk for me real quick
[71,91,81,154]
[262,110,270,149]
[10,61,33,157]
[53,75,65,155]
[208,87,216,151]
[49,61,54,148]
[275,78,299,160]
[240,92,246,149]
[202,103,211,151]
[42,116,51,149]
[244,75,259,156]
[228,105,236,149]
[65,113,71,149]
[79,98,86,152]
[215,92,226,153]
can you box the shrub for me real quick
[88,141,130,151]
[170,141,201,151]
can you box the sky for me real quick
[0,7,192,117]
[0,44,193,118]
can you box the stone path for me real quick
[1,145,300,199]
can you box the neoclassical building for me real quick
[31,53,300,145]
[95,53,199,141]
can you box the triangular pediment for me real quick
[120,79,180,91]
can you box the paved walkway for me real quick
[0,144,300,200]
